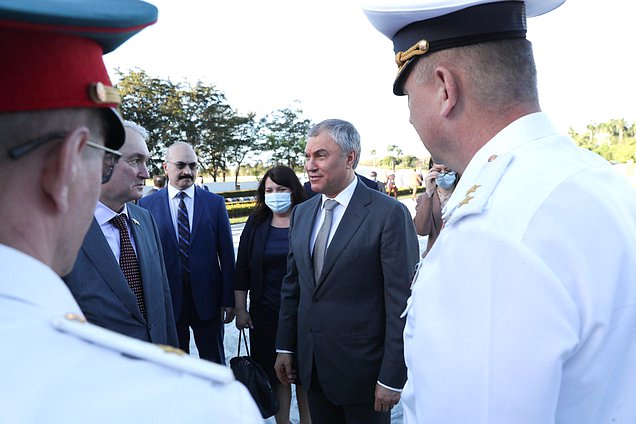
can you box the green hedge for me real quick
[223,187,423,220]
[218,189,257,199]
[226,201,256,218]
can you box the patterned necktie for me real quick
[177,192,191,279]
[110,214,146,318]
[313,199,338,282]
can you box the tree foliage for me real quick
[261,105,312,171]
[115,69,185,175]
[570,118,636,163]
[115,69,312,181]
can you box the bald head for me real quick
[163,142,198,190]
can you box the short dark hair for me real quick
[252,165,307,225]
[153,175,166,188]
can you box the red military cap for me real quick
[0,0,158,150]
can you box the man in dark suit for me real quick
[64,121,178,347]
[139,142,235,364]
[275,119,419,423]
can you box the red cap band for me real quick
[0,26,118,113]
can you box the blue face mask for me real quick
[265,192,292,214]
[436,171,457,190]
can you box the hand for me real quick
[274,353,296,385]
[374,384,401,413]
[424,164,446,196]
[221,307,235,324]
[234,309,253,330]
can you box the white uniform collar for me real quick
[442,112,559,223]
[447,113,557,208]
[0,244,82,315]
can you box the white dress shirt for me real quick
[167,184,195,240]
[94,202,137,259]
[310,174,358,252]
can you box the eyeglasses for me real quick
[167,161,197,170]
[8,131,122,184]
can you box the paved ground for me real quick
[192,198,425,423]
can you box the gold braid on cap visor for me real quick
[395,39,430,70]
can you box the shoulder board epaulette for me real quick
[51,313,234,384]
[443,153,513,226]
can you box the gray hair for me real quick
[123,120,149,142]
[414,38,538,110]
[308,119,361,168]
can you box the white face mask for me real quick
[265,192,292,214]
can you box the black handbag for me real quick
[230,329,280,419]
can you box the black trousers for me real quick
[308,363,390,424]
[176,283,225,364]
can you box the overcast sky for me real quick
[105,0,635,159]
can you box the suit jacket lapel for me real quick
[190,186,204,245]
[158,189,178,250]
[83,218,145,323]
[316,182,370,290]
[128,205,154,323]
[302,196,322,285]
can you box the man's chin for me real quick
[178,180,193,189]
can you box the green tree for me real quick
[180,82,234,181]
[226,112,264,188]
[115,69,185,175]
[262,105,312,170]
[402,155,420,168]
[387,144,403,171]
[570,118,636,163]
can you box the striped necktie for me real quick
[177,192,191,281]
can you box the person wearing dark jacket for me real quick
[235,165,311,424]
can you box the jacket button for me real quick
[312,297,318,303]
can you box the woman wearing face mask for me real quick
[234,165,311,424]
[413,159,460,256]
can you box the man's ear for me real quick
[346,150,357,169]
[434,66,459,118]
[41,128,90,214]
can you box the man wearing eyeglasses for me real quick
[0,1,261,422]
[139,142,236,364]
[63,121,178,347]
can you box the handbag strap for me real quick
[237,328,250,357]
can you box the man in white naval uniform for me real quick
[0,1,261,422]
[364,0,636,423]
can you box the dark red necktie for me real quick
[110,214,146,318]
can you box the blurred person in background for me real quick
[413,159,459,255]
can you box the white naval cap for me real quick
[362,0,565,95]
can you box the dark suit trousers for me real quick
[176,283,225,364]
[308,363,390,424]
